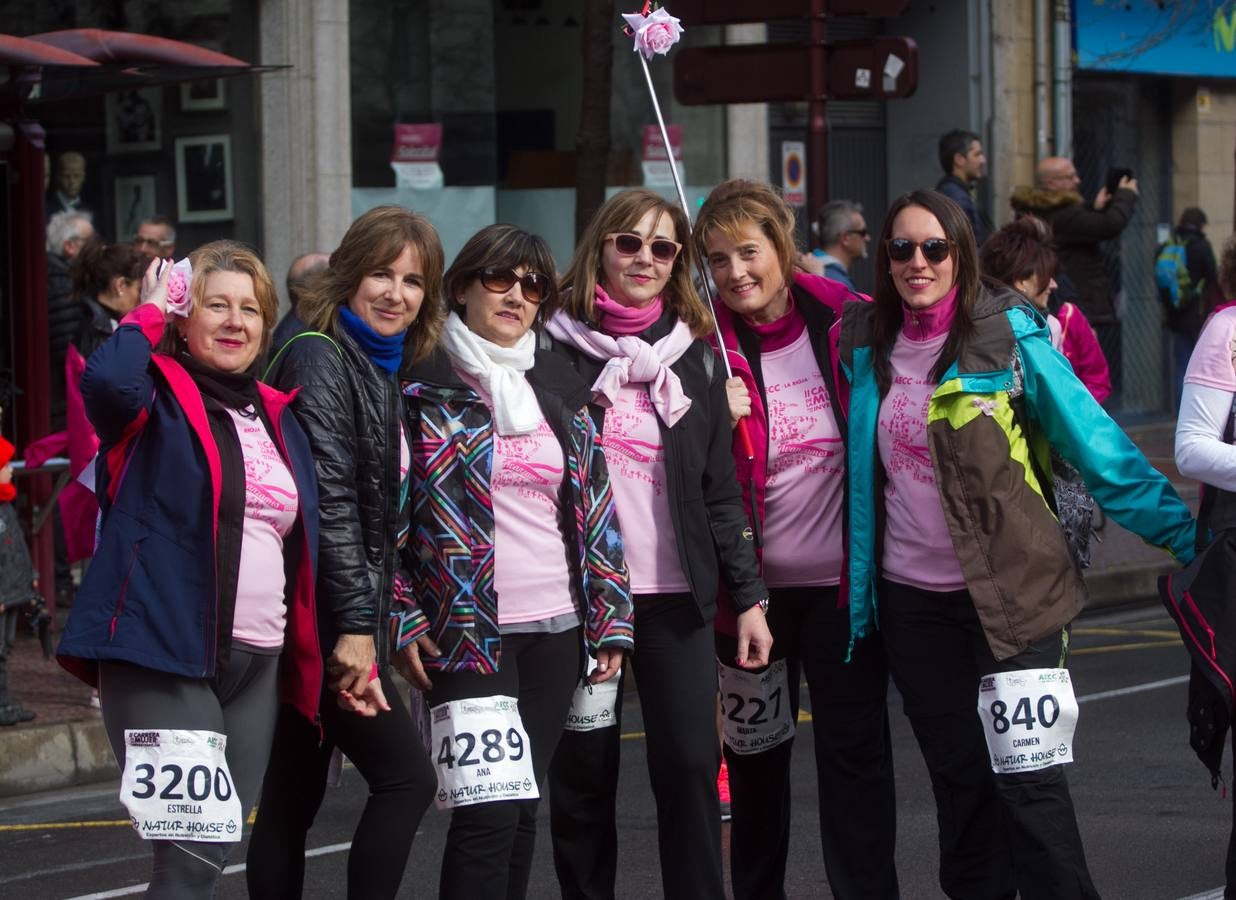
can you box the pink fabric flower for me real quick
[622,7,684,60]
[165,259,193,319]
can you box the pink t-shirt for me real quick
[1185,306,1236,391]
[601,383,690,594]
[228,408,299,648]
[491,411,577,625]
[759,328,844,587]
[878,331,967,592]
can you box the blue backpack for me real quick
[1155,237,1194,310]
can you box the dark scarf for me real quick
[339,306,405,374]
[178,353,279,664]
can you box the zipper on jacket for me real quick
[109,542,140,639]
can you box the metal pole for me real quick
[807,0,829,217]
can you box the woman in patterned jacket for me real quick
[398,224,633,900]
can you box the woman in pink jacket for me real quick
[695,178,898,900]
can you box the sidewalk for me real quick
[0,422,1195,798]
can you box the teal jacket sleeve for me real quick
[1014,308,1196,564]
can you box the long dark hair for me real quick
[872,190,979,393]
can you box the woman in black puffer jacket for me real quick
[247,206,445,900]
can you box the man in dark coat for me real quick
[45,212,95,431]
[934,129,991,246]
[1164,207,1221,404]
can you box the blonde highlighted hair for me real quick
[157,240,279,366]
[694,178,800,290]
[297,205,446,364]
[559,189,711,336]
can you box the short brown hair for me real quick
[297,206,446,364]
[444,224,560,325]
[695,179,799,290]
[157,240,279,365]
[979,215,1057,299]
[559,189,711,337]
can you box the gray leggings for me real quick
[99,645,279,899]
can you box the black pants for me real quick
[549,593,724,900]
[246,669,437,900]
[716,585,898,900]
[879,579,1099,900]
[428,627,581,900]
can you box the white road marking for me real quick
[1077,675,1189,704]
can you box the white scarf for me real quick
[440,312,540,436]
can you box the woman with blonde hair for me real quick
[545,188,771,899]
[694,178,898,900]
[58,242,321,898]
[247,206,444,899]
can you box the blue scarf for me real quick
[339,306,405,374]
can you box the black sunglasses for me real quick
[605,232,682,263]
[476,267,550,304]
[886,238,953,264]
[846,228,869,238]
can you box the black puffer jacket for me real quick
[266,327,407,665]
[547,310,767,622]
[1010,185,1138,324]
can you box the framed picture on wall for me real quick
[180,79,225,112]
[175,135,233,223]
[105,88,162,154]
[113,176,156,243]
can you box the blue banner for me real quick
[1075,0,1236,78]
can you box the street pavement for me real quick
[0,601,1230,899]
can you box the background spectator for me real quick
[133,214,176,260]
[802,199,869,291]
[935,129,991,245]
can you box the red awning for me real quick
[0,33,99,67]
[27,29,248,67]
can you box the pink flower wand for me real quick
[621,4,754,460]
[164,258,194,319]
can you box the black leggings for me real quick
[246,669,437,899]
[879,579,1098,900]
[427,627,582,900]
[549,594,724,900]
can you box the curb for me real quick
[0,716,116,798]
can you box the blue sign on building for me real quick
[1075,0,1236,78]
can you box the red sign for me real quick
[390,123,442,164]
[673,37,917,106]
[641,125,683,163]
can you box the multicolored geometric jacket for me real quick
[841,284,1196,661]
[396,348,633,673]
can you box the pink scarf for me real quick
[545,289,695,427]
[745,301,805,352]
[594,285,663,335]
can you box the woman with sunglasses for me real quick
[545,188,772,899]
[246,206,443,900]
[840,190,1194,899]
[397,224,633,899]
[694,178,898,900]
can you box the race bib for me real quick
[717,658,796,755]
[119,729,243,843]
[976,668,1079,774]
[430,695,539,810]
[564,657,620,733]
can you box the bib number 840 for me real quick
[988,694,1061,734]
[436,728,525,770]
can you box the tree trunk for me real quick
[574,0,614,240]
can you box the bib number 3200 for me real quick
[976,668,1079,774]
[119,729,243,842]
[430,695,539,810]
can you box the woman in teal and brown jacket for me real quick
[840,189,1194,900]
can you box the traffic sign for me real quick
[673,38,917,106]
[671,0,910,25]
[782,142,806,207]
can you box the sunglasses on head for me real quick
[476,267,550,304]
[605,232,682,263]
[886,237,953,264]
